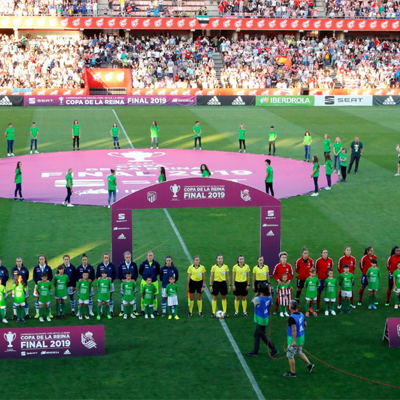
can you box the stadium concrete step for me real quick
[205,0,219,17]
[212,52,224,80]
[98,0,109,14]
[315,0,326,17]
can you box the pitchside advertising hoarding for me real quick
[0,95,24,107]
[196,95,256,106]
[0,325,105,360]
[373,96,400,106]
[24,95,196,107]
[256,95,314,106]
[382,318,400,347]
[314,95,373,106]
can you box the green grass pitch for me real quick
[0,106,400,400]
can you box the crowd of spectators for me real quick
[218,35,400,89]
[325,0,400,19]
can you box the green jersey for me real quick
[13,283,26,304]
[350,141,363,155]
[324,278,337,299]
[5,127,14,140]
[339,272,354,291]
[340,153,348,167]
[325,159,333,175]
[366,267,381,291]
[97,278,111,301]
[166,283,179,297]
[305,276,319,298]
[265,165,273,183]
[30,126,39,138]
[304,135,312,146]
[158,173,166,183]
[393,270,400,289]
[107,174,116,191]
[150,126,159,138]
[122,281,136,302]
[238,129,246,140]
[312,163,320,178]
[323,139,331,152]
[202,170,210,177]
[54,274,69,298]
[15,168,22,184]
[66,172,73,188]
[37,281,52,303]
[0,285,6,307]
[77,280,92,300]
[268,130,277,142]
[111,127,119,137]
[333,142,342,155]
[141,283,157,305]
[72,124,80,137]
[193,125,201,137]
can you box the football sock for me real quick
[70,297,75,313]
[312,302,316,312]
[106,305,110,316]
[174,306,178,317]
[141,298,144,310]
[154,298,158,310]
[61,303,65,315]
[234,300,239,313]
[0,308,4,319]
[275,296,279,311]
[197,300,202,313]
[85,305,89,316]
[212,300,217,314]
[47,307,50,317]
[89,297,93,314]
[121,299,124,312]
[35,300,39,313]
[387,288,392,303]
[162,300,167,314]
[97,304,101,317]
[222,299,227,313]
[325,301,330,312]
[279,305,284,313]
[13,303,17,316]
[80,305,84,316]
[16,307,20,319]
[145,305,150,316]
[109,298,114,313]
[359,288,364,302]
[338,293,342,305]
[242,299,247,313]
[317,292,321,309]
[39,308,43,318]
[168,306,173,316]
[350,293,354,305]
[189,300,194,313]
[295,290,301,302]
[133,299,137,312]
[25,303,29,315]
[124,305,128,315]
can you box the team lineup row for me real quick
[1,247,400,323]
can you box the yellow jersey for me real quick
[211,264,229,282]
[232,264,250,283]
[253,265,269,281]
[187,264,206,282]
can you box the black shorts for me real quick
[254,280,268,293]
[189,279,203,294]
[234,281,248,296]
[212,281,227,296]
[297,279,305,289]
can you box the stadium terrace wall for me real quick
[1,17,400,31]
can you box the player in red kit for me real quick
[358,247,377,306]
[315,249,333,311]
[272,252,294,313]
[337,246,356,309]
[295,248,314,304]
[386,246,400,306]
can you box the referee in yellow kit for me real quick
[232,255,251,317]
[210,254,231,318]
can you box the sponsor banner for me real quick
[315,95,373,106]
[382,318,400,348]
[310,89,400,96]
[24,95,196,107]
[373,96,400,106]
[85,68,131,89]
[0,325,104,359]
[0,89,87,96]
[256,95,314,106]
[196,95,255,106]
[0,17,400,31]
[0,95,24,107]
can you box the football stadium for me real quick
[1,2,400,399]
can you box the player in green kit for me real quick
[107,169,117,208]
[29,122,39,154]
[304,268,319,317]
[110,123,120,149]
[54,265,69,319]
[142,277,157,319]
[193,121,202,150]
[150,121,159,149]
[97,270,112,320]
[323,133,331,157]
[37,273,52,322]
[63,168,74,207]
[265,159,274,197]
[166,276,179,320]
[268,126,277,156]
[5,122,15,157]
[77,271,92,319]
[324,155,333,190]
[323,269,337,316]
[0,280,7,323]
[238,123,246,153]
[366,259,381,310]
[122,271,136,319]
[339,264,354,314]
[72,119,81,151]
[393,261,400,309]
[12,274,26,323]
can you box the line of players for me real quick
[1,246,400,324]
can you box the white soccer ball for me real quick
[216,310,225,319]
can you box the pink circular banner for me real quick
[0,149,338,206]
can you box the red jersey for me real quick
[337,255,356,274]
[295,257,314,281]
[272,263,294,283]
[386,255,400,275]
[315,257,334,280]
[359,254,377,275]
